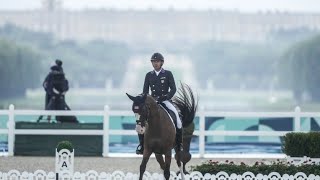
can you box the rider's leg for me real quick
[162,101,182,128]
[162,101,183,151]
[136,134,144,154]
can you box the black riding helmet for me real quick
[55,59,63,67]
[150,52,164,62]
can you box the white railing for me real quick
[0,105,319,157]
[0,170,318,180]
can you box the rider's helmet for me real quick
[55,59,63,67]
[150,52,164,62]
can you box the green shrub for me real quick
[282,132,320,158]
[191,160,320,175]
[308,132,320,158]
[282,132,308,157]
[56,140,74,152]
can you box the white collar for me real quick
[154,68,162,76]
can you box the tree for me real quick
[279,35,320,102]
[0,39,41,99]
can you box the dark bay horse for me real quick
[126,83,197,180]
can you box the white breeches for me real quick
[163,100,182,129]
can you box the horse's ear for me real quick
[142,93,147,101]
[126,93,135,101]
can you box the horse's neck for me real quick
[145,97,161,125]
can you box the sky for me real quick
[0,0,320,13]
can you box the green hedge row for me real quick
[192,132,320,175]
[191,160,320,175]
[282,132,320,158]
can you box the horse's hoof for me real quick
[176,170,189,175]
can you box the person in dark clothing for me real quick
[44,60,77,123]
[37,59,67,122]
[45,65,69,111]
[135,52,183,155]
[43,60,64,108]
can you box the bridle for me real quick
[133,102,150,127]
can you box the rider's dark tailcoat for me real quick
[142,69,176,100]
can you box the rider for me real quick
[136,52,183,155]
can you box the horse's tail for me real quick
[173,82,198,128]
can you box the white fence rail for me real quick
[0,105,319,157]
[0,170,319,180]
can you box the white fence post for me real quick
[8,104,15,156]
[103,105,110,157]
[294,106,301,132]
[199,106,205,158]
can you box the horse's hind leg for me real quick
[180,134,193,174]
[183,152,192,173]
[175,151,185,180]
[164,151,172,180]
[155,154,165,170]
[139,150,152,180]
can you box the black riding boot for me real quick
[136,134,144,155]
[175,128,183,152]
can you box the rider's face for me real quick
[151,60,163,71]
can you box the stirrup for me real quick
[136,144,143,155]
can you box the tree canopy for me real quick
[0,24,131,100]
[279,35,320,102]
[0,38,41,98]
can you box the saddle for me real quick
[159,103,177,129]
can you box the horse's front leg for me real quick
[164,150,172,180]
[139,150,152,180]
[155,154,165,170]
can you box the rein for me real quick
[137,103,151,127]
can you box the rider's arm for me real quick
[42,74,51,90]
[166,71,176,100]
[46,82,54,96]
[64,79,69,92]
[142,73,150,95]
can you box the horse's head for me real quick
[126,93,149,126]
